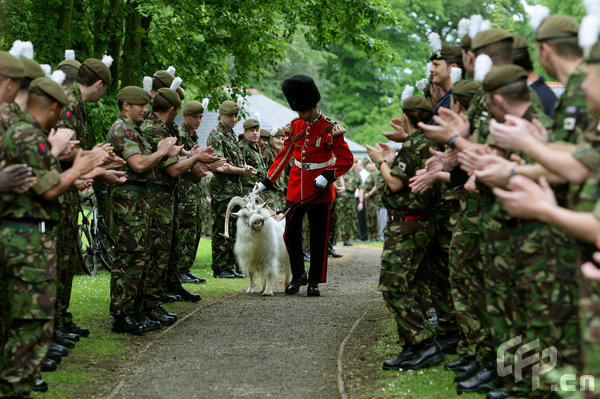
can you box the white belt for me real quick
[294,159,331,170]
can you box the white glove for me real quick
[252,182,266,194]
[314,175,328,189]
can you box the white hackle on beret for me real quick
[450,67,462,85]
[401,85,415,102]
[425,62,432,80]
[169,76,182,91]
[585,0,600,17]
[237,96,244,108]
[579,15,600,51]
[529,5,550,31]
[101,55,113,68]
[254,112,261,124]
[142,76,152,93]
[480,20,492,31]
[428,32,442,53]
[458,18,470,39]
[40,64,51,77]
[474,54,493,82]
[50,70,66,86]
[9,40,34,60]
[469,15,483,39]
[202,98,209,110]
[65,49,75,60]
[166,66,176,74]
[270,127,278,136]
[415,78,429,93]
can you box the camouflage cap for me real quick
[20,57,45,80]
[430,44,463,61]
[273,128,284,137]
[176,87,185,100]
[472,28,513,51]
[153,70,175,88]
[402,96,433,113]
[512,34,529,51]
[452,80,480,97]
[243,118,260,130]
[460,35,472,50]
[182,100,204,115]
[29,77,68,105]
[536,14,579,42]
[83,58,111,84]
[260,128,270,138]
[219,100,239,115]
[587,41,600,64]
[118,86,150,105]
[156,87,181,108]
[58,59,81,69]
[482,64,528,93]
[0,51,25,79]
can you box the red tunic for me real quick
[266,115,353,203]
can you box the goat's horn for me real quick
[222,196,248,238]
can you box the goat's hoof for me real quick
[262,291,274,296]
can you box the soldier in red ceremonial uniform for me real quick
[254,74,353,296]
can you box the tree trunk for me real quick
[106,0,123,90]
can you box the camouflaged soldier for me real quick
[53,56,114,341]
[57,49,81,88]
[261,127,289,211]
[338,161,360,245]
[239,118,267,194]
[207,100,256,278]
[107,86,172,335]
[168,100,209,285]
[368,96,448,371]
[361,161,381,241]
[0,49,27,134]
[0,76,104,397]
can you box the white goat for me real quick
[222,194,291,296]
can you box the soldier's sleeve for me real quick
[207,131,225,158]
[267,122,295,183]
[55,103,77,131]
[9,130,60,195]
[593,199,600,221]
[572,143,600,172]
[329,123,353,178]
[389,140,423,185]
[112,127,144,161]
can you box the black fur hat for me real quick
[281,74,321,111]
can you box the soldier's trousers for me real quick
[109,187,150,317]
[450,210,493,361]
[366,201,379,241]
[284,201,331,283]
[579,244,600,394]
[0,225,56,397]
[339,191,359,241]
[211,197,238,275]
[328,198,339,248]
[54,188,80,329]
[168,200,201,284]
[144,190,174,310]
[379,217,435,346]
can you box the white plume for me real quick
[474,54,493,82]
[21,41,34,60]
[9,40,23,58]
[469,14,483,39]
[480,19,492,31]
[529,4,550,31]
[585,0,600,16]
[425,62,432,80]
[428,32,442,53]
[64,49,75,60]
[101,54,113,68]
[50,70,66,86]
[415,78,429,93]
[202,98,209,110]
[458,18,470,39]
[9,40,34,60]
[237,96,244,108]
[166,66,176,74]
[401,85,415,102]
[270,127,278,137]
[142,76,152,93]
[169,76,182,91]
[254,112,261,124]
[450,67,462,85]
[579,15,600,51]
[40,64,51,77]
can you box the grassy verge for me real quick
[34,238,247,398]
[356,317,486,399]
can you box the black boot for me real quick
[145,306,176,326]
[112,315,147,335]
[445,354,475,371]
[307,281,320,297]
[382,344,419,370]
[285,273,308,295]
[50,341,68,357]
[45,350,62,364]
[186,271,207,283]
[454,360,480,383]
[456,363,501,394]
[55,329,80,342]
[486,390,509,399]
[133,311,161,332]
[33,379,48,392]
[41,358,57,372]
[397,339,445,370]
[62,321,90,337]
[168,284,201,303]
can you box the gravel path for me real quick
[108,245,387,399]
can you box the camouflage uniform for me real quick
[363,170,381,241]
[168,122,203,278]
[141,113,178,308]
[261,144,288,211]
[199,177,213,237]
[0,118,61,397]
[339,168,360,242]
[206,122,244,275]
[106,115,154,317]
[379,129,439,346]
[239,136,266,194]
[53,82,88,330]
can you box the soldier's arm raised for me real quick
[127,137,175,173]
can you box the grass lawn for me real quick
[35,238,248,398]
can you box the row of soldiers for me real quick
[368,6,600,399]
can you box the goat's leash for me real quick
[276,189,327,216]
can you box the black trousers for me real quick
[284,201,331,284]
